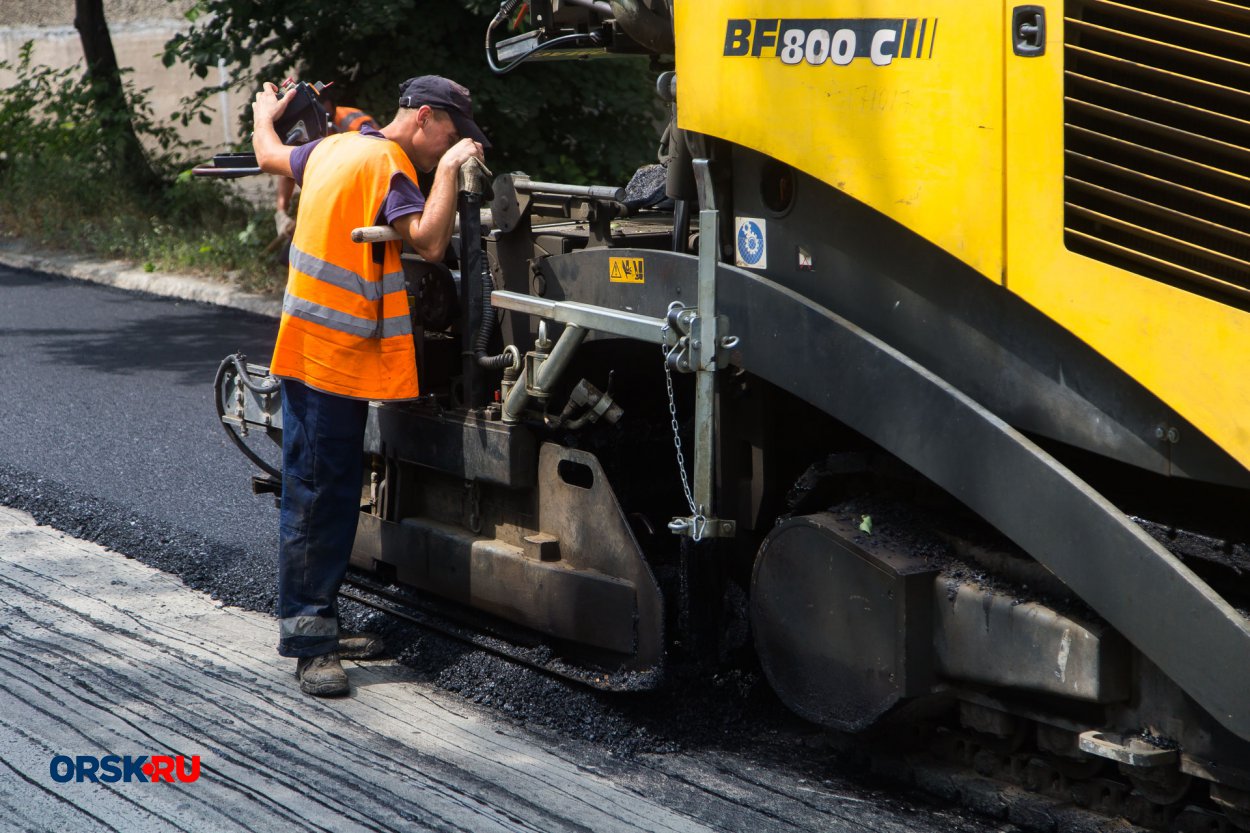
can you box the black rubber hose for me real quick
[458,183,512,374]
[474,256,495,358]
[221,353,281,394]
[486,0,603,77]
[459,188,487,406]
[214,354,282,479]
[474,260,513,370]
[486,0,529,75]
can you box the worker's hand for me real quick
[274,209,296,240]
[437,138,485,175]
[252,82,298,130]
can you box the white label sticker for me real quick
[735,217,768,269]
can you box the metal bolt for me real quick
[1167,427,1180,444]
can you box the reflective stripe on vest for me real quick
[288,244,406,302]
[283,293,413,339]
[269,132,421,400]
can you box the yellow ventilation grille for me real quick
[1064,0,1250,301]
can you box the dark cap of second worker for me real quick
[398,76,490,149]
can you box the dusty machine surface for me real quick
[216,1,1250,827]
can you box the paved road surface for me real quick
[0,265,279,563]
[0,263,1006,832]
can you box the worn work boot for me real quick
[295,653,349,697]
[338,632,385,660]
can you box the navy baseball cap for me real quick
[398,75,490,149]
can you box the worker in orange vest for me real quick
[324,82,381,133]
[252,75,488,696]
[332,103,378,133]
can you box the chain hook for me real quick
[662,339,703,538]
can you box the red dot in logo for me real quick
[142,762,155,777]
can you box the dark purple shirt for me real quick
[289,124,426,224]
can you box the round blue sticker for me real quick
[737,220,764,265]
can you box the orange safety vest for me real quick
[270,132,419,400]
[334,106,377,133]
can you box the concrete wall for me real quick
[0,0,244,152]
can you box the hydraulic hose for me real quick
[458,165,519,407]
[474,259,516,371]
[214,354,282,479]
[486,0,603,75]
[219,353,281,394]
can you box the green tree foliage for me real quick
[0,43,279,288]
[0,43,188,194]
[164,0,664,185]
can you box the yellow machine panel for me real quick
[674,1,1005,280]
[1006,4,1250,472]
[676,1,1250,474]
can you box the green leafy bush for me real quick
[0,42,282,291]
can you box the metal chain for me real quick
[661,332,706,541]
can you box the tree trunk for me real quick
[74,0,160,189]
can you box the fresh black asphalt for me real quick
[0,264,282,610]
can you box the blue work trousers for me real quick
[277,379,368,657]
